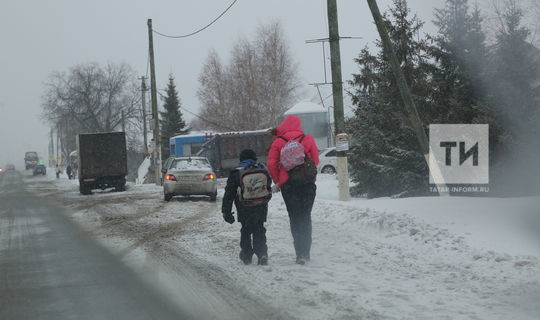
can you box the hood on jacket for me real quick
[237,159,257,168]
[277,115,302,135]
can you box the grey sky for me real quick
[1,0,466,167]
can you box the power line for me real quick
[153,0,239,39]
[157,91,235,131]
[320,93,333,104]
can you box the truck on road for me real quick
[24,151,39,170]
[196,130,273,177]
[77,132,127,195]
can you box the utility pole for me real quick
[121,110,126,132]
[49,128,54,167]
[56,124,60,164]
[306,35,360,152]
[366,0,448,194]
[147,19,162,186]
[327,0,350,201]
[139,76,149,155]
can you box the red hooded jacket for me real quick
[268,115,320,185]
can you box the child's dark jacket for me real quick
[221,160,271,223]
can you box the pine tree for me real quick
[487,1,540,194]
[160,75,188,159]
[489,1,540,139]
[429,0,491,124]
[348,0,433,198]
[429,0,503,183]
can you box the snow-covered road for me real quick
[26,174,540,320]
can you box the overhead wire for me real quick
[145,1,239,132]
[152,0,239,39]
[157,90,235,131]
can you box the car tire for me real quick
[164,193,173,202]
[209,191,217,202]
[321,165,336,174]
[115,183,126,192]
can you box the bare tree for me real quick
[42,62,142,156]
[255,22,301,126]
[197,21,301,131]
[197,50,236,130]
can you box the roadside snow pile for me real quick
[136,156,151,185]
[354,196,540,256]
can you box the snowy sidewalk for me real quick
[182,177,540,320]
[28,173,540,320]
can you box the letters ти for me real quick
[439,141,479,166]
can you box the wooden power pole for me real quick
[366,0,429,155]
[121,110,126,132]
[366,0,447,194]
[147,19,162,186]
[140,76,149,155]
[327,0,350,201]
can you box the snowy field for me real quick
[26,172,540,320]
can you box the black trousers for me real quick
[281,182,316,259]
[240,219,267,258]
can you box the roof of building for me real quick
[284,101,327,115]
[170,129,269,140]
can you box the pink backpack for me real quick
[279,135,306,171]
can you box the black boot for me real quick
[239,251,252,265]
[296,255,307,265]
[257,255,268,265]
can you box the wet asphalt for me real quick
[0,171,188,320]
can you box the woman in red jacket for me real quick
[268,115,319,265]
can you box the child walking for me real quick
[222,149,272,265]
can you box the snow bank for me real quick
[136,156,151,185]
[316,175,540,256]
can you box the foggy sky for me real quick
[1,0,454,167]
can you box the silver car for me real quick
[162,156,218,202]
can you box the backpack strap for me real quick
[279,135,305,142]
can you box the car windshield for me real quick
[171,158,210,171]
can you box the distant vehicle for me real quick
[317,146,358,174]
[5,164,16,171]
[24,152,39,170]
[162,156,217,202]
[33,164,47,176]
[318,148,337,174]
[0,167,4,175]
[77,132,128,195]
[196,130,273,177]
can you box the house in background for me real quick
[284,101,332,149]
